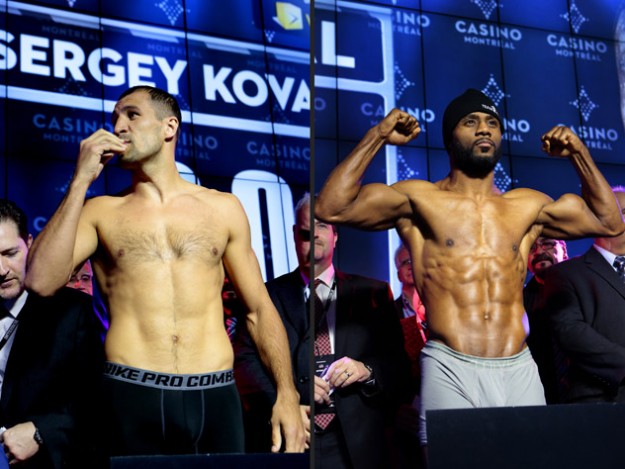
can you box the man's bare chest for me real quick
[97,214,227,265]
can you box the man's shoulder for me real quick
[393,178,438,191]
[544,252,590,279]
[192,187,246,214]
[265,270,301,289]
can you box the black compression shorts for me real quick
[102,362,245,456]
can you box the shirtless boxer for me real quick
[25,86,305,456]
[315,89,625,445]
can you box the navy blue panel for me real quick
[27,0,99,13]
[421,0,499,20]
[185,0,263,41]
[574,0,622,40]
[499,0,570,33]
[501,26,579,158]
[101,0,187,28]
[7,155,105,236]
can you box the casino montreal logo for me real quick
[548,1,606,62]
[456,1,522,50]
[393,10,430,36]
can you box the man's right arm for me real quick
[315,109,421,230]
[26,129,125,296]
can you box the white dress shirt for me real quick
[0,290,27,399]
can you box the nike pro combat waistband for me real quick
[104,362,235,390]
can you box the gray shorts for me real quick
[419,341,545,445]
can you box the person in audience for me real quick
[66,260,93,295]
[237,193,410,469]
[0,199,104,468]
[543,186,625,403]
[523,236,568,403]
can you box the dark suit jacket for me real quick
[235,269,309,401]
[0,287,105,469]
[235,269,410,467]
[523,276,561,404]
[331,271,411,469]
[543,247,625,403]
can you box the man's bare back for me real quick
[87,184,237,373]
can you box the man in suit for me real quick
[66,260,93,295]
[543,186,625,403]
[235,193,410,468]
[523,236,568,403]
[0,199,105,468]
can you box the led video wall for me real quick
[0,0,311,281]
[3,0,625,294]
[314,0,625,294]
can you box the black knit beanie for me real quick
[442,89,502,148]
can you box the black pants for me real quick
[314,419,353,469]
[102,377,245,456]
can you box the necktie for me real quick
[313,280,332,356]
[313,279,335,430]
[614,256,625,282]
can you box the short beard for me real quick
[449,140,502,178]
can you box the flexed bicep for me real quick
[538,193,615,239]
[316,182,412,230]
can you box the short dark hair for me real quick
[118,86,182,136]
[0,199,29,242]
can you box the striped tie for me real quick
[313,279,335,430]
[614,256,625,282]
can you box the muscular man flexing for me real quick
[315,89,624,445]
[25,86,305,456]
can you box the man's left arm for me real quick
[538,126,625,239]
[223,195,305,453]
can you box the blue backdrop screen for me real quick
[315,0,625,294]
[1,0,311,281]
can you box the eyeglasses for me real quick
[399,258,412,267]
[530,240,559,252]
